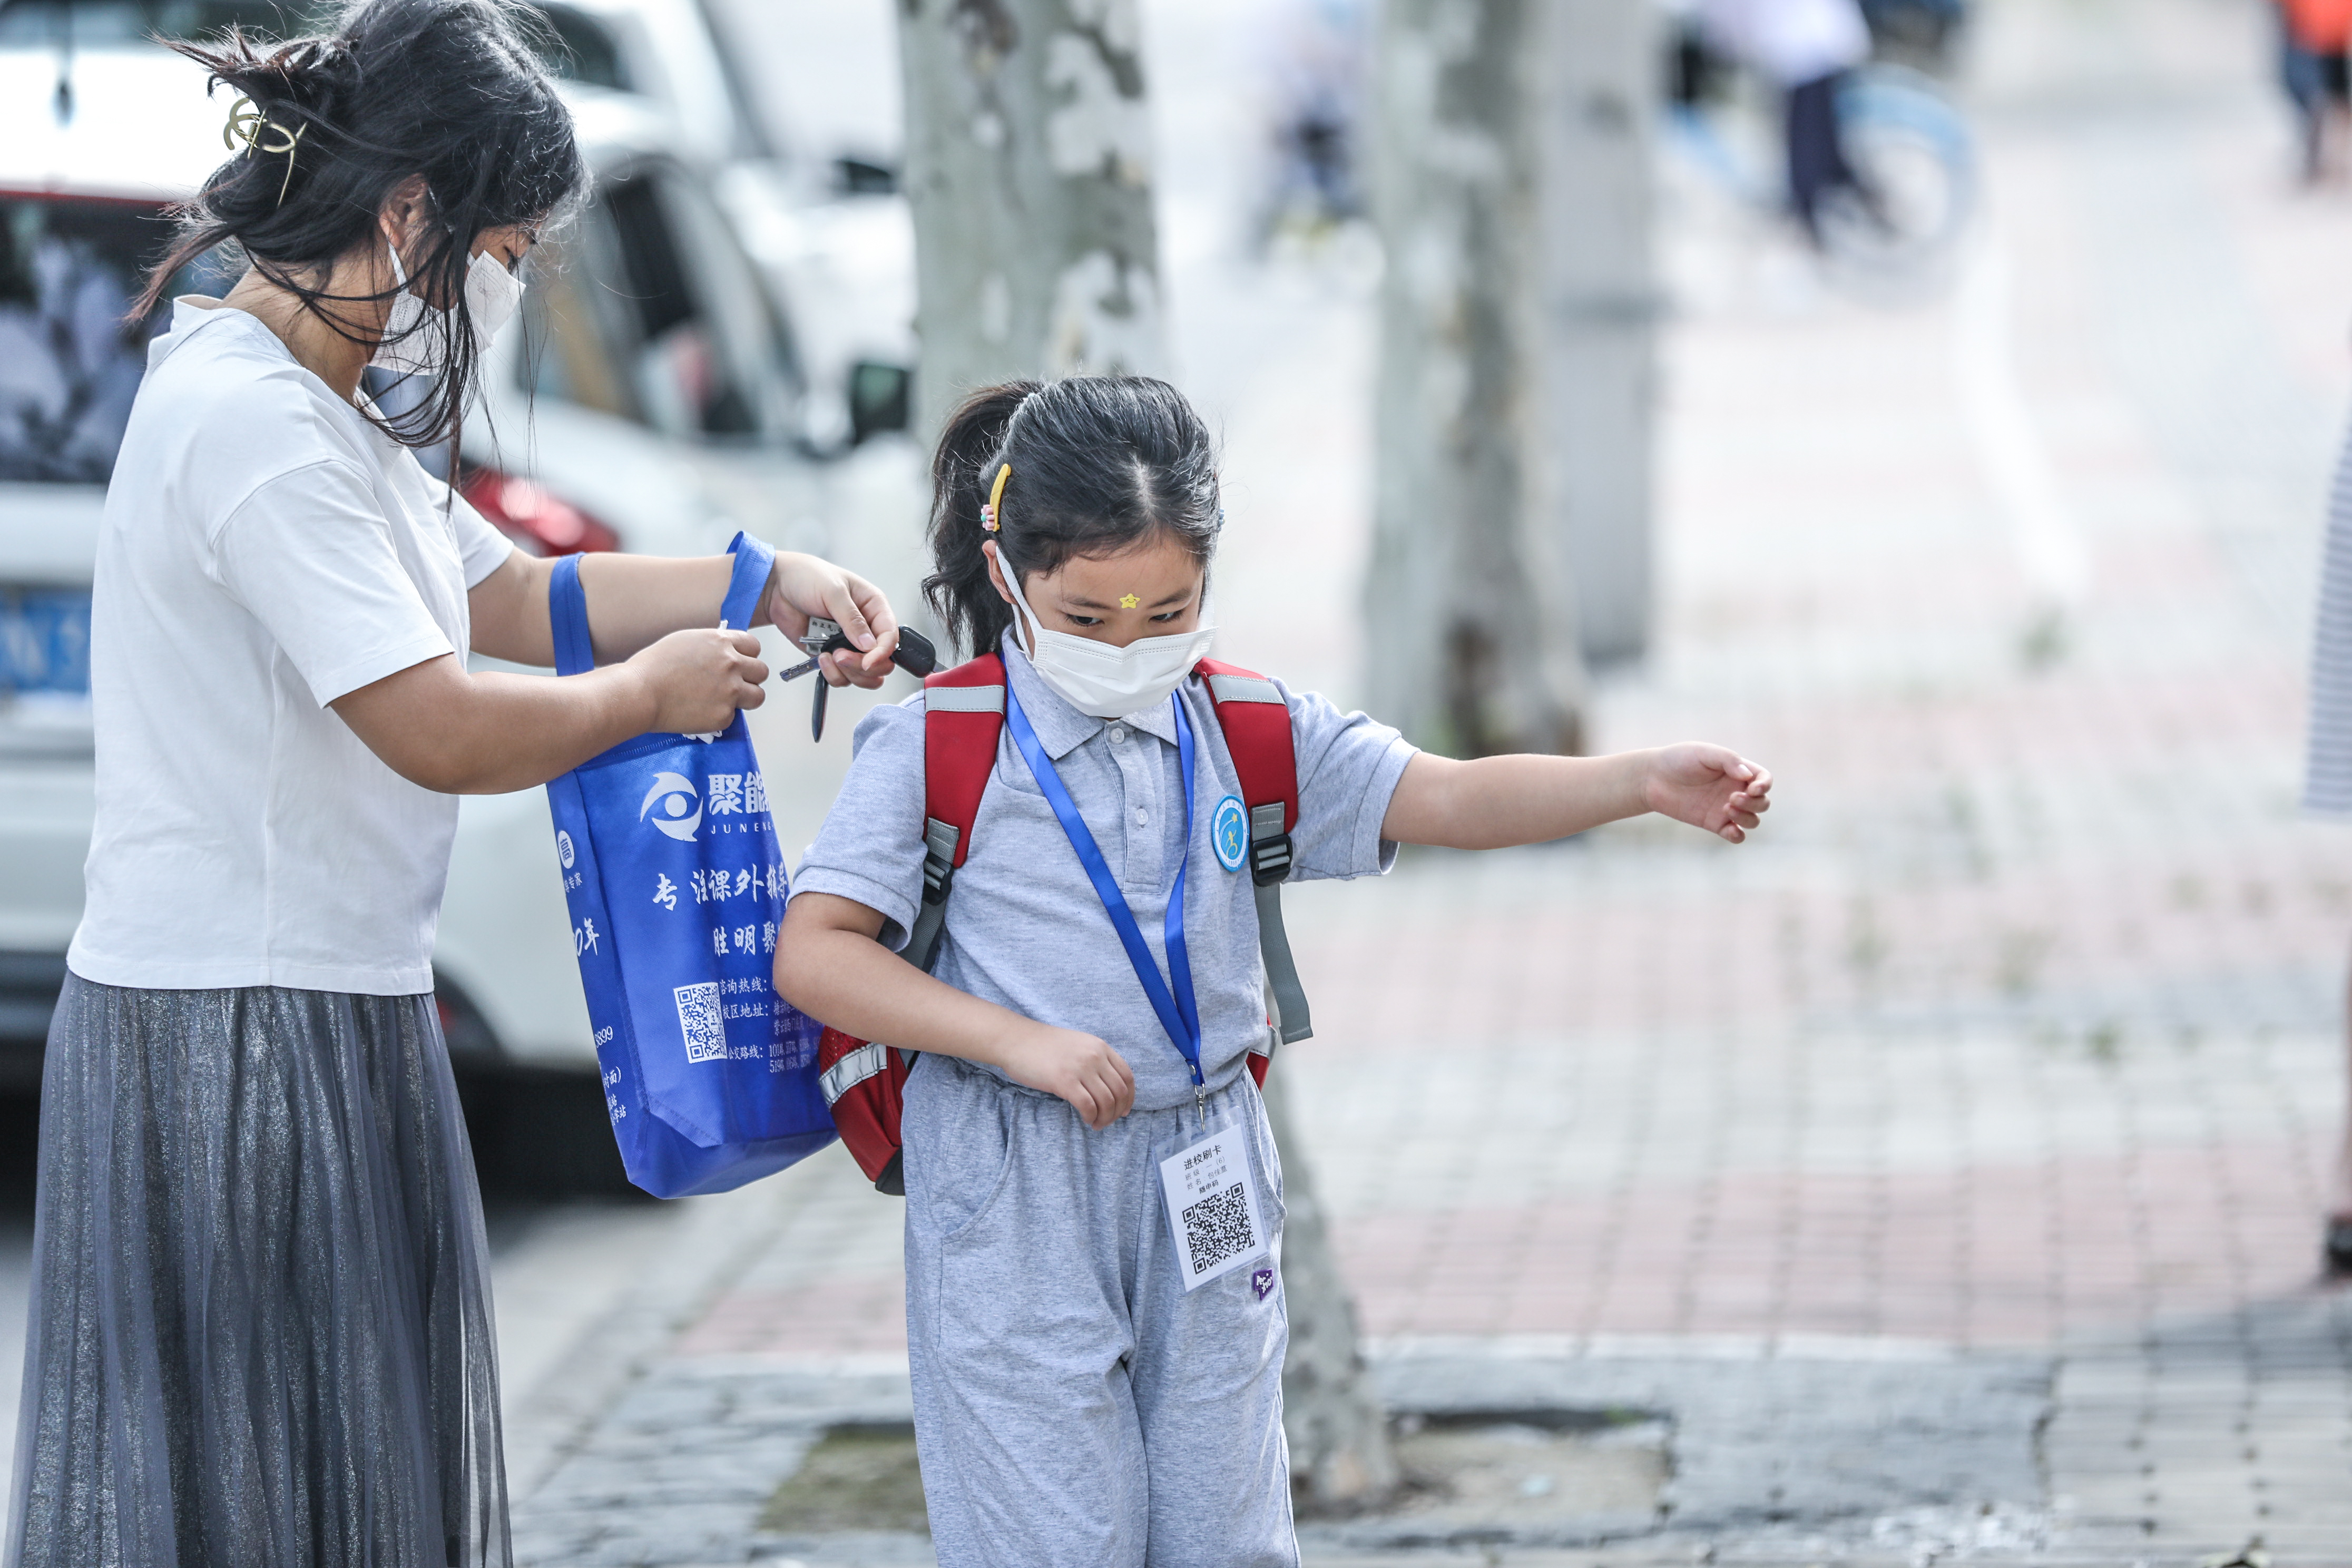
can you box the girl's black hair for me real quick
[923,377,1223,658]
[132,0,585,449]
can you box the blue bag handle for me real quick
[718,530,776,632]
[548,532,777,680]
[550,555,594,678]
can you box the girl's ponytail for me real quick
[923,381,1041,658]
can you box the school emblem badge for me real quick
[1212,795,1249,873]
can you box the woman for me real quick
[3,3,899,1564]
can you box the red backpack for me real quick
[815,653,1315,1194]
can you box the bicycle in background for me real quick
[1667,2,1977,302]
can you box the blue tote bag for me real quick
[544,532,835,1197]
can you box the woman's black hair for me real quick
[923,377,1223,658]
[132,0,585,449]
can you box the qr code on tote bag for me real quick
[674,982,727,1063]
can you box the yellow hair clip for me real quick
[980,462,1011,532]
[223,95,306,208]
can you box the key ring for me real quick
[779,620,939,741]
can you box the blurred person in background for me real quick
[0,213,151,484]
[4,2,899,1564]
[2276,0,2352,181]
[1698,0,1877,243]
[1254,0,1370,248]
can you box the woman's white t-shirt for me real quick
[68,298,516,996]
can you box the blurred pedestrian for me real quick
[1254,0,1370,247]
[2277,0,2352,182]
[1699,0,1877,243]
[2306,411,2352,1278]
[777,376,1772,1567]
[2,2,900,1564]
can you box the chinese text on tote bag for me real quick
[544,533,834,1197]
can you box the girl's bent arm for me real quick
[777,893,1136,1129]
[1381,744,1772,848]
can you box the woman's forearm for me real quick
[332,654,656,793]
[472,552,742,667]
[334,622,768,794]
[1379,750,1653,849]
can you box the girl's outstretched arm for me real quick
[1379,744,1772,849]
[777,893,1138,1129]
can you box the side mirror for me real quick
[834,156,900,195]
[848,361,912,445]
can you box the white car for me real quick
[528,0,919,454]
[0,26,881,1115]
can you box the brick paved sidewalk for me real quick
[505,0,2352,1562]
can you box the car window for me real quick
[520,165,799,445]
[0,198,224,484]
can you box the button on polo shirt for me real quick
[790,640,1419,1110]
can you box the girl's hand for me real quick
[761,554,901,690]
[1642,744,1772,843]
[996,1022,1136,1130]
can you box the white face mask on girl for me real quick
[369,242,525,377]
[1003,564,1218,720]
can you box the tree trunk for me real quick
[1263,1061,1400,1513]
[1363,0,1596,756]
[894,0,1400,1516]
[1537,0,1657,666]
[895,0,1163,447]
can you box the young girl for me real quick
[778,377,1770,1567]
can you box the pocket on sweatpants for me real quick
[1243,1081,1287,1234]
[904,1060,1015,1243]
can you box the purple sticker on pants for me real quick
[1252,1266,1275,1300]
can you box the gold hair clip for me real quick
[1120,594,1140,609]
[981,462,1011,532]
[223,95,307,208]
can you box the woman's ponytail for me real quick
[922,381,1040,658]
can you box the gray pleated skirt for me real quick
[4,974,508,1568]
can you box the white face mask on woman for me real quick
[370,242,524,377]
[1002,563,1217,720]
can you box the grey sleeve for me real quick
[786,693,928,952]
[1279,680,1419,883]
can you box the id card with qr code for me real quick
[1157,1120,1269,1291]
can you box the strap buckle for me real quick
[1247,802,1292,887]
[920,818,960,905]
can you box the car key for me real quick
[780,619,938,742]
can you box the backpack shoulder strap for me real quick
[905,653,1004,968]
[1196,659,1314,1045]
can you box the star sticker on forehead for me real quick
[1120,594,1141,609]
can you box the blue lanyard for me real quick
[1003,678,1203,1088]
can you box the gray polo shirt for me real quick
[790,642,1418,1111]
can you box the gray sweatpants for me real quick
[902,1053,1298,1568]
